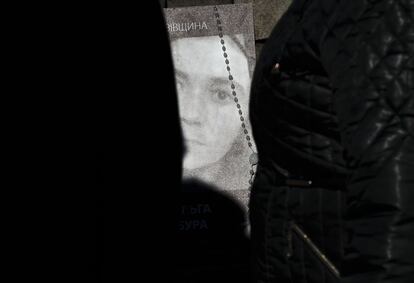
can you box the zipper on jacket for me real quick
[290,222,341,279]
[286,221,293,258]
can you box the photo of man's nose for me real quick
[179,86,205,126]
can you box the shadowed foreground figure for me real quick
[96,2,183,282]
[249,0,414,282]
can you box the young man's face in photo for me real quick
[172,35,251,170]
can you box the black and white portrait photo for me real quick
[165,4,256,280]
[165,4,256,207]
[174,34,252,190]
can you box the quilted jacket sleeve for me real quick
[319,0,414,282]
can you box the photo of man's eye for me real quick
[210,88,232,105]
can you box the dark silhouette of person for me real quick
[91,2,183,282]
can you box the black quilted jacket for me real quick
[249,0,414,282]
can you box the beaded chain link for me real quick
[213,5,258,192]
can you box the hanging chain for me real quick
[213,5,258,191]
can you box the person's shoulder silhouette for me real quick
[95,2,183,282]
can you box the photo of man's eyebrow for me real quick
[174,69,246,94]
[209,77,245,94]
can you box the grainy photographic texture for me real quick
[165,4,256,210]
